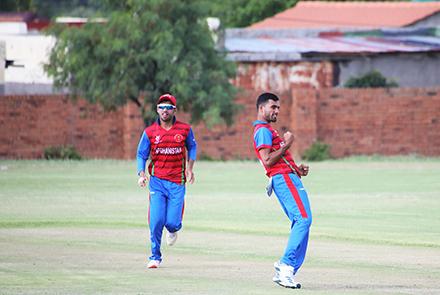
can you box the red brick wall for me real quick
[1,88,440,160]
[0,95,129,159]
[177,90,261,160]
[234,61,333,92]
[216,60,333,159]
[292,88,440,157]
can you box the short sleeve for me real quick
[254,127,272,151]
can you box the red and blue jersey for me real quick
[137,118,197,184]
[253,120,301,178]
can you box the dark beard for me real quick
[160,115,173,123]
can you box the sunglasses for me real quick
[158,105,176,110]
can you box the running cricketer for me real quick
[252,92,312,289]
[136,93,197,269]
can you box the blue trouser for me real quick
[148,176,185,261]
[272,173,312,273]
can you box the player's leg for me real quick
[294,231,309,272]
[283,217,311,273]
[164,180,185,245]
[273,173,312,271]
[287,173,312,273]
[148,176,167,264]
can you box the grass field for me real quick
[0,158,439,294]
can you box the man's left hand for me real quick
[299,164,309,176]
[186,169,195,184]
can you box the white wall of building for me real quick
[0,34,55,84]
[0,30,56,94]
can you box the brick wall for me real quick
[1,88,440,160]
[0,95,129,158]
[234,61,334,92]
[177,90,261,160]
[292,88,440,157]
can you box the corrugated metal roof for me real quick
[225,28,440,61]
[249,1,440,29]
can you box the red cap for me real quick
[157,93,176,106]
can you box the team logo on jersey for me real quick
[174,134,184,143]
[154,135,161,144]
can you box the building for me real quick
[225,27,440,89]
[0,12,104,95]
[226,1,440,90]
[250,1,440,30]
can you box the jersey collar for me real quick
[252,120,269,126]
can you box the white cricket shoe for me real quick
[273,261,301,289]
[147,260,161,269]
[166,231,178,246]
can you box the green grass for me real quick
[0,159,440,294]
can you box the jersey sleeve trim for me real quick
[254,127,273,150]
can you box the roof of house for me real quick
[225,27,440,61]
[0,12,51,32]
[0,13,103,32]
[249,1,440,29]
[0,12,35,23]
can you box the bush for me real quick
[344,70,398,88]
[198,153,215,161]
[43,146,82,160]
[302,141,331,161]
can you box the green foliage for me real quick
[198,152,215,161]
[302,141,331,161]
[0,0,31,11]
[344,70,399,88]
[45,0,237,126]
[43,146,82,160]
[207,0,298,28]
[30,0,91,18]
[1,0,297,29]
[0,0,100,18]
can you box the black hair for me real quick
[256,92,279,110]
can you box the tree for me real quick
[0,0,32,12]
[207,0,298,28]
[32,0,97,19]
[44,0,237,126]
[344,70,398,88]
[1,0,298,28]
[0,0,94,18]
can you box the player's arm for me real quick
[255,128,293,167]
[136,131,151,187]
[186,159,195,184]
[185,128,197,184]
[259,147,287,167]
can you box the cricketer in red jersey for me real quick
[253,92,311,289]
[136,93,197,269]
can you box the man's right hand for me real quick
[299,164,309,176]
[138,176,148,188]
